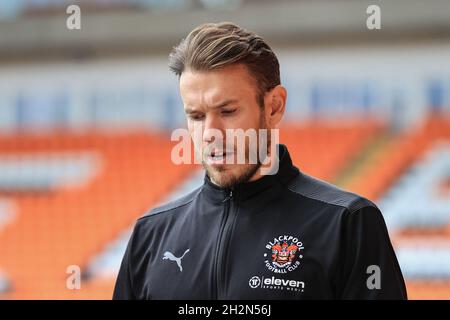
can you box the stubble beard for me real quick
[203,113,270,189]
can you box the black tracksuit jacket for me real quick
[113,144,407,300]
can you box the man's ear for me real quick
[264,85,287,128]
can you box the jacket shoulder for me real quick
[287,172,377,213]
[138,186,202,221]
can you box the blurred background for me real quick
[0,0,450,299]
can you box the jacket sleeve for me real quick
[337,204,407,300]
[112,228,138,300]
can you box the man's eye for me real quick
[188,114,205,121]
[222,109,237,115]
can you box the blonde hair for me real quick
[168,22,280,107]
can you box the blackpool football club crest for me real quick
[264,235,304,273]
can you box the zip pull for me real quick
[222,190,233,202]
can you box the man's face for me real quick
[179,64,268,188]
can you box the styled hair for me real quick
[168,22,280,107]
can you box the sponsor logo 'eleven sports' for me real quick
[249,235,306,292]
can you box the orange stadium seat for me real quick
[0,131,196,299]
[281,120,382,182]
[346,116,450,201]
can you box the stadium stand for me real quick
[0,131,195,299]
[0,122,382,299]
[280,120,383,182]
[345,117,450,202]
[0,117,449,299]
[344,116,450,299]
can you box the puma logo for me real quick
[162,249,190,272]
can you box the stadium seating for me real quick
[280,120,383,182]
[0,118,449,299]
[0,131,195,299]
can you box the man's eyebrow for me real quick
[210,99,239,109]
[184,99,239,114]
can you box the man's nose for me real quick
[203,115,224,143]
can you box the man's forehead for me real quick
[181,81,242,111]
[179,65,256,107]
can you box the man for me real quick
[113,22,407,300]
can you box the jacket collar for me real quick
[202,144,299,203]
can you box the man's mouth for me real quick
[205,149,234,165]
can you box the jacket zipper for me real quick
[213,189,233,299]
